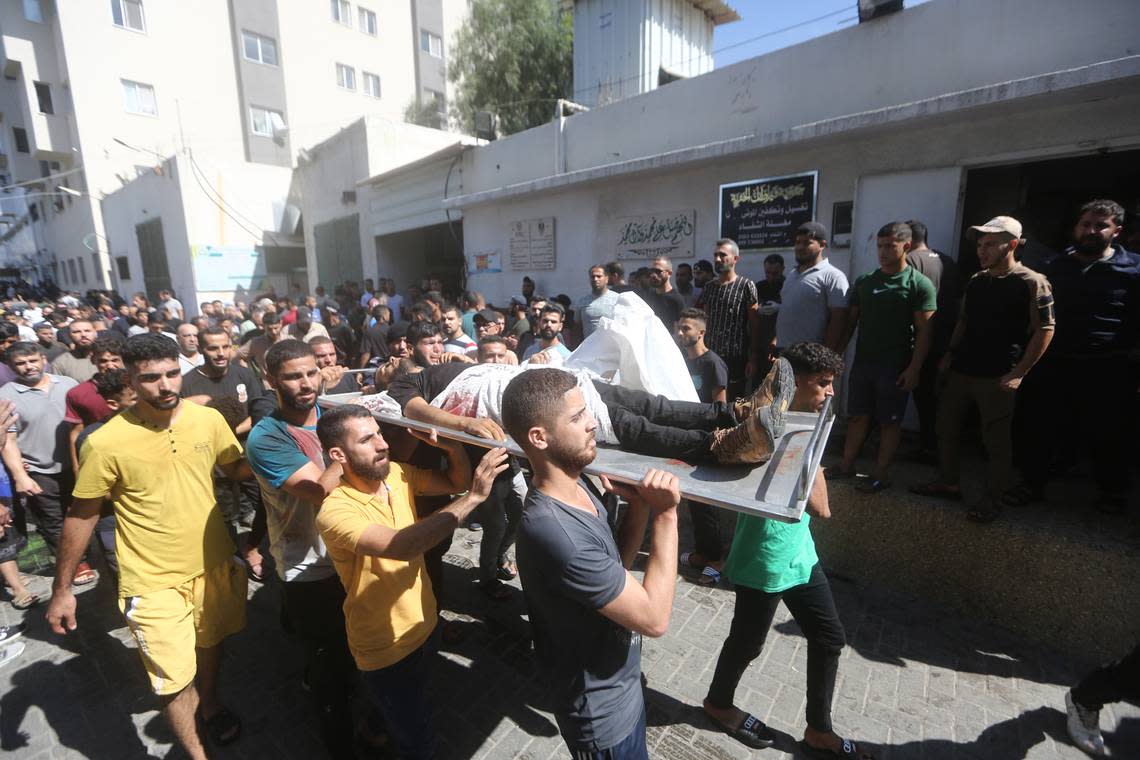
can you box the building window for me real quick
[331,0,351,26]
[34,82,53,114]
[116,256,131,280]
[362,72,381,98]
[79,257,87,283]
[121,79,157,116]
[336,63,356,91]
[67,259,77,283]
[420,30,443,58]
[241,30,278,66]
[23,0,43,23]
[249,105,285,137]
[12,127,29,154]
[111,0,145,32]
[358,7,377,36]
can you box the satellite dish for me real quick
[82,232,99,252]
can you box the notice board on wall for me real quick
[508,217,556,270]
[718,172,818,251]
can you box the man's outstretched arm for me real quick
[403,396,506,441]
[45,497,103,634]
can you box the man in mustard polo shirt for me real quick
[45,334,251,760]
[316,405,507,760]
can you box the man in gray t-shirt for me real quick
[578,265,621,339]
[775,222,850,352]
[504,367,680,757]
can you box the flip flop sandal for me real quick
[800,737,875,759]
[197,706,242,746]
[496,562,517,581]
[679,552,705,570]
[908,482,962,501]
[0,641,26,670]
[710,712,775,749]
[696,565,722,586]
[72,562,97,586]
[11,592,39,610]
[856,479,892,494]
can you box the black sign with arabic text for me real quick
[719,172,818,251]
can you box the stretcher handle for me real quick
[797,395,833,503]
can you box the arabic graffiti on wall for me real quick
[718,172,819,251]
[613,209,696,260]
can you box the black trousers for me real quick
[281,575,358,759]
[706,564,845,732]
[1072,641,1140,711]
[1017,355,1138,496]
[687,500,724,563]
[593,383,737,462]
[23,471,75,557]
[475,467,523,585]
[912,347,946,453]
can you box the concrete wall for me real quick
[460,89,1140,307]
[465,0,1140,195]
[231,0,290,166]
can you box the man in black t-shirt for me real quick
[356,304,390,368]
[323,307,356,367]
[645,256,686,332]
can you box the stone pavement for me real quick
[1,520,1138,760]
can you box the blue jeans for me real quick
[360,628,439,760]
[567,704,647,760]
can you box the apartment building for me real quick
[0,0,465,306]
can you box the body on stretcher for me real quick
[317,392,834,524]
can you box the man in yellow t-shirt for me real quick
[45,335,251,760]
[315,404,507,760]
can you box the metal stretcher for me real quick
[317,393,834,523]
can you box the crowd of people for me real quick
[0,197,1133,759]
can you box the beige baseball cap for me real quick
[967,215,1023,239]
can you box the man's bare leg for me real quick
[873,423,902,483]
[0,560,33,601]
[196,643,223,719]
[840,416,870,474]
[162,683,208,760]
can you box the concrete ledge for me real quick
[813,476,1140,662]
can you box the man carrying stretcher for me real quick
[381,354,796,466]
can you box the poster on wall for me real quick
[191,244,267,292]
[508,217,556,270]
[718,172,818,251]
[612,209,696,261]
[468,250,502,275]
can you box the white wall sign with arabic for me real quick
[508,217,556,270]
[613,209,696,261]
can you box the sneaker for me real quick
[0,623,24,646]
[1065,690,1105,756]
[733,358,793,422]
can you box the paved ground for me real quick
[1,517,1138,760]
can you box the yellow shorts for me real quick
[119,559,247,695]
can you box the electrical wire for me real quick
[187,152,284,246]
[186,151,269,245]
[0,166,86,194]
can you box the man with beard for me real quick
[0,343,94,585]
[578,264,620,338]
[440,303,476,355]
[176,322,204,375]
[515,296,548,359]
[238,310,284,385]
[505,368,681,758]
[34,321,68,362]
[51,317,100,382]
[285,305,329,344]
[1017,199,1140,514]
[245,340,362,758]
[911,216,1054,523]
[521,304,571,361]
[646,256,687,332]
[182,326,269,575]
[775,222,849,354]
[316,405,507,760]
[698,240,762,401]
[311,335,361,395]
[46,335,250,759]
[64,335,126,472]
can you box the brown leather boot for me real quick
[733,357,793,422]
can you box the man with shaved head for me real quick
[646,255,686,331]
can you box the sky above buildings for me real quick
[713,0,933,68]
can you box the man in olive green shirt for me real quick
[703,342,872,759]
[836,222,937,492]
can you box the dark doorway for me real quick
[960,149,1140,277]
[375,220,465,300]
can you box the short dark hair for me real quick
[539,303,565,320]
[528,295,547,307]
[780,342,846,377]
[677,263,692,271]
[677,307,707,326]
[265,339,315,376]
[201,325,230,341]
[316,404,373,451]
[122,334,178,366]
[763,253,785,267]
[715,238,739,256]
[877,222,913,241]
[91,335,125,358]
[604,261,624,278]
[407,320,441,345]
[424,290,443,305]
[0,324,21,340]
[1079,198,1125,225]
[501,368,578,445]
[5,341,43,363]
[93,368,130,400]
[478,335,507,350]
[262,311,282,326]
[371,304,390,321]
[440,302,461,318]
[409,303,434,322]
[906,219,929,246]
